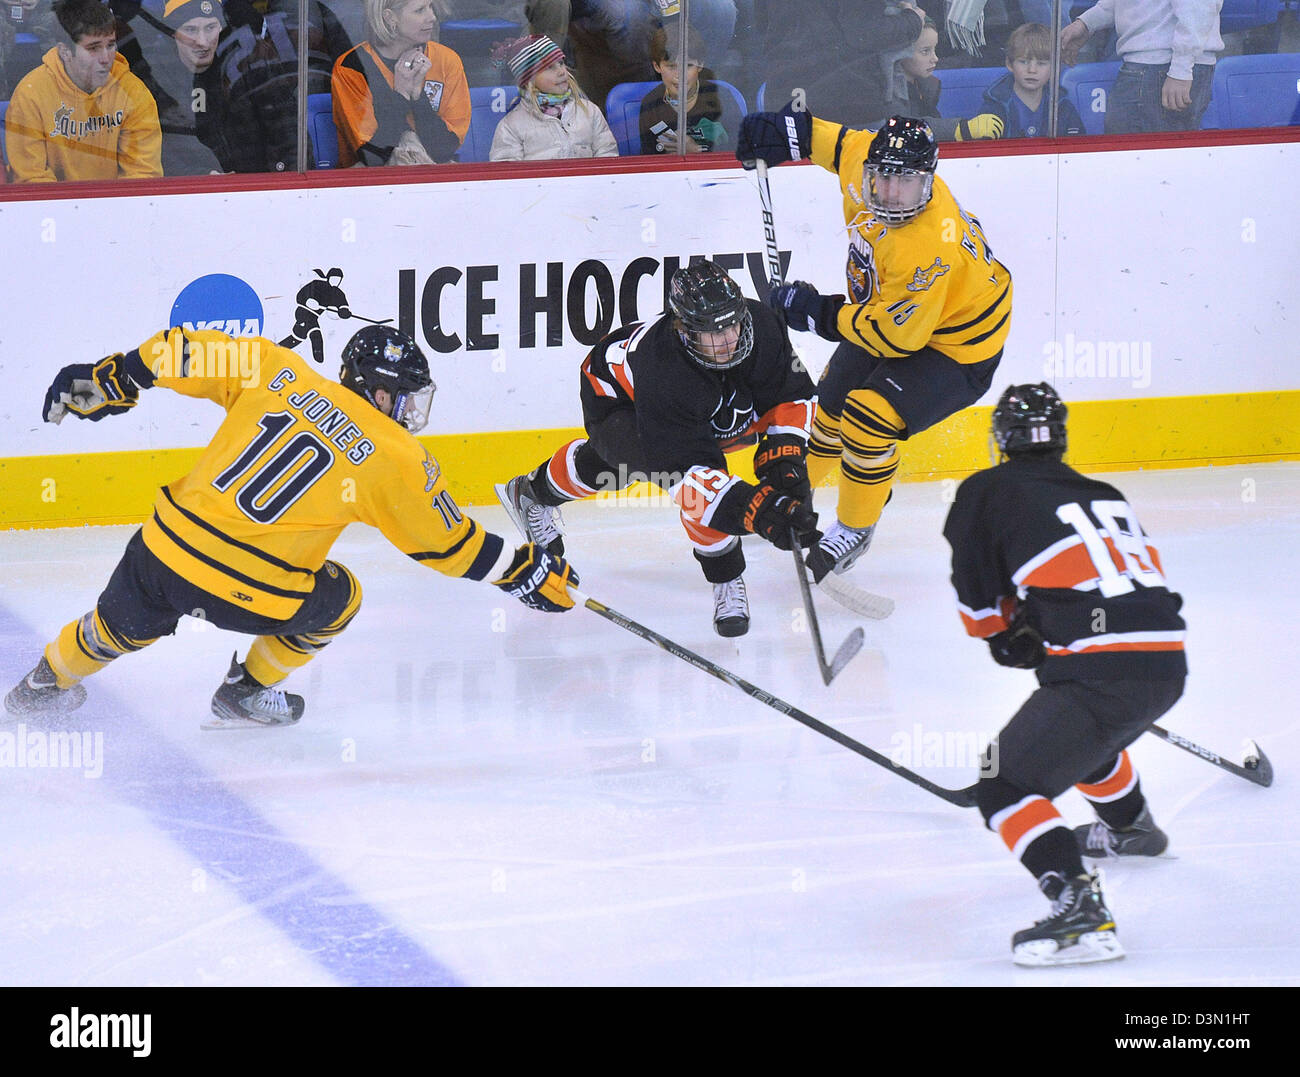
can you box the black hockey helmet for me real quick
[340,326,435,433]
[668,261,754,371]
[991,383,1068,456]
[864,116,938,225]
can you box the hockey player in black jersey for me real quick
[943,384,1187,966]
[496,260,819,637]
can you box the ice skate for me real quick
[1012,871,1124,967]
[4,656,87,718]
[204,654,304,730]
[805,520,875,583]
[1075,806,1169,859]
[495,474,565,556]
[712,576,750,638]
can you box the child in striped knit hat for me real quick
[488,34,618,161]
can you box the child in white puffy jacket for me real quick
[488,34,619,161]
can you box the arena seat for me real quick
[306,93,339,169]
[936,66,1006,121]
[459,85,517,162]
[1219,0,1281,33]
[1062,60,1122,136]
[1208,51,1300,128]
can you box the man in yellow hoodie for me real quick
[5,0,162,182]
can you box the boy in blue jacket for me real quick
[981,23,1084,138]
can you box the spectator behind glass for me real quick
[216,0,354,171]
[1060,0,1223,133]
[2,1,59,99]
[760,0,922,127]
[488,34,617,160]
[332,0,471,166]
[5,0,161,182]
[979,22,1084,139]
[637,24,739,155]
[132,0,230,176]
[528,0,737,113]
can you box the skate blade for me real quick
[1013,930,1125,967]
[4,683,87,718]
[493,482,529,542]
[202,709,301,731]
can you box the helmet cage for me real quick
[864,164,934,225]
[675,307,754,370]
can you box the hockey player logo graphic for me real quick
[6,325,580,727]
[737,109,1012,586]
[496,261,819,639]
[942,383,1187,966]
[278,268,395,365]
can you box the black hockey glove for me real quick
[736,103,813,167]
[766,282,844,342]
[493,542,579,613]
[754,434,810,500]
[43,353,145,424]
[987,620,1046,669]
[743,484,820,550]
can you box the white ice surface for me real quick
[1,463,1296,986]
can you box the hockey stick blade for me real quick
[571,586,976,808]
[816,572,895,620]
[1147,724,1274,788]
[790,529,865,685]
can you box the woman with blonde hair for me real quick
[331,0,471,166]
[488,34,618,161]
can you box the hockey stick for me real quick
[757,159,869,682]
[791,529,864,685]
[571,586,978,808]
[1147,724,1274,788]
[755,160,896,625]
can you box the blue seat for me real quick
[306,92,339,169]
[1219,0,1280,33]
[1209,51,1300,128]
[1062,60,1122,135]
[439,17,522,56]
[459,85,518,162]
[936,66,1006,120]
[604,80,747,156]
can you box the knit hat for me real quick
[162,0,226,30]
[493,35,566,89]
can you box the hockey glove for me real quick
[43,353,144,424]
[743,484,820,550]
[766,281,843,342]
[987,620,1046,669]
[954,114,1004,140]
[736,103,813,167]
[493,542,579,613]
[754,434,810,500]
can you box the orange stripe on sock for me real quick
[1076,751,1135,800]
[546,439,595,499]
[998,797,1063,854]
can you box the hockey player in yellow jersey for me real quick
[5,325,580,728]
[737,109,1012,583]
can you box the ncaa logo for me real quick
[170,274,264,336]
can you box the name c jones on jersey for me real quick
[394,251,790,354]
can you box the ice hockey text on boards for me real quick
[50,1009,151,1057]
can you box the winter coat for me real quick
[489,92,619,161]
[980,71,1085,138]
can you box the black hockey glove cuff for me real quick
[754,434,810,499]
[988,622,1046,669]
[766,282,843,341]
[493,543,579,613]
[736,103,813,167]
[743,484,820,550]
[43,352,148,424]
